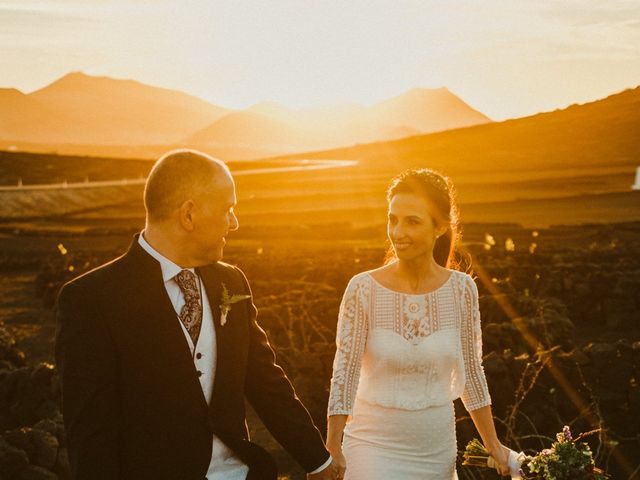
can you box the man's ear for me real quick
[179,200,196,231]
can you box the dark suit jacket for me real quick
[55,237,329,480]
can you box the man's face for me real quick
[190,171,238,265]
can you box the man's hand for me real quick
[307,457,345,480]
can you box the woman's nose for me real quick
[391,222,405,239]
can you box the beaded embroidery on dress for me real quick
[328,269,491,479]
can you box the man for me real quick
[55,150,334,480]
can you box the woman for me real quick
[326,169,511,479]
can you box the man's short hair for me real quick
[144,149,229,221]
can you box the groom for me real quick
[55,149,333,480]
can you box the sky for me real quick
[1,0,639,120]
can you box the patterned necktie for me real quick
[175,269,203,346]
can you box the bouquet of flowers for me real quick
[462,426,610,479]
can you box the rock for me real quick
[482,352,514,417]
[53,447,70,480]
[0,444,29,477]
[0,327,26,368]
[566,348,590,366]
[509,352,530,385]
[2,364,60,429]
[29,429,58,470]
[584,342,617,369]
[482,323,503,354]
[33,420,57,437]
[4,427,34,460]
[632,341,640,381]
[19,465,58,480]
[34,401,59,422]
[46,413,66,446]
[628,385,640,436]
[0,360,14,372]
[30,364,55,391]
[524,310,575,351]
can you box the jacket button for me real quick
[197,370,203,377]
[196,352,202,359]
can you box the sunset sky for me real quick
[2,0,639,120]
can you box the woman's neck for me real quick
[394,256,443,291]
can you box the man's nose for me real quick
[228,210,239,231]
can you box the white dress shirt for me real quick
[138,234,249,480]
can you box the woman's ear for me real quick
[435,224,449,238]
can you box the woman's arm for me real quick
[469,405,510,475]
[326,415,348,477]
[326,275,369,479]
[462,275,509,476]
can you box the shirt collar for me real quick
[138,232,194,283]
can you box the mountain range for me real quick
[279,86,640,175]
[0,72,490,159]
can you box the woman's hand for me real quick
[327,445,346,480]
[469,407,513,477]
[488,443,511,476]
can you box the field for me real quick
[2,150,639,227]
[1,149,640,479]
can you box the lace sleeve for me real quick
[460,275,492,411]
[327,274,369,416]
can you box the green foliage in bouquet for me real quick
[523,427,609,480]
[462,438,493,468]
[462,426,610,479]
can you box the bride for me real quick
[326,169,511,479]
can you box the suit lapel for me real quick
[198,264,226,374]
[198,264,239,415]
[123,238,209,417]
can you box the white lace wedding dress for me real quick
[328,270,492,479]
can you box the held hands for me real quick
[307,455,345,480]
[306,461,333,480]
[309,442,347,480]
[330,448,346,480]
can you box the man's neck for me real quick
[143,225,192,268]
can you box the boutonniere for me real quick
[219,283,251,326]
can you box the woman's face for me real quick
[387,192,445,261]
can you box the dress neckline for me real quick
[367,270,455,296]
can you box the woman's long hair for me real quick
[385,168,463,270]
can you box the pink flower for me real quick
[562,425,573,441]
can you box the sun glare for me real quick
[2,1,638,119]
